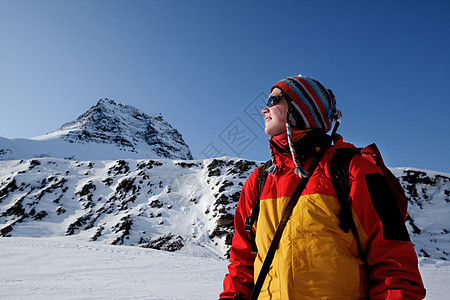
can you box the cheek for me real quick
[273,107,287,121]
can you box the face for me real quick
[262,88,288,137]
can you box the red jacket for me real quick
[220,136,425,299]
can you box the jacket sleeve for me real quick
[219,168,260,300]
[349,155,426,299]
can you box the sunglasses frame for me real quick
[266,95,284,108]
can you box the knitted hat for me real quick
[272,74,340,132]
[268,75,341,178]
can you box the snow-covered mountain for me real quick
[0,98,193,161]
[0,157,258,258]
[1,156,449,261]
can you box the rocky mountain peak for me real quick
[59,98,193,159]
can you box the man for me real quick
[219,75,426,299]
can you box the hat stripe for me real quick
[279,79,319,127]
[301,77,336,130]
[302,77,333,114]
[275,81,315,127]
[290,100,311,128]
[286,78,327,129]
[296,77,331,130]
[297,77,332,130]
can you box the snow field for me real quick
[0,237,228,299]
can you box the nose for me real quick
[261,106,269,114]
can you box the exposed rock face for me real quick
[57,99,193,160]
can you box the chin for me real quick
[264,129,279,137]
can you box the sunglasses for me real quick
[266,95,284,107]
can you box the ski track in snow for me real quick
[1,237,449,300]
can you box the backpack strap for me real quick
[244,160,271,254]
[329,148,366,261]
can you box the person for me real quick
[219,75,426,299]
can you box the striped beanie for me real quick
[272,74,341,132]
[269,74,341,178]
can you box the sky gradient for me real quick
[0,0,449,173]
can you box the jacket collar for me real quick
[269,129,332,162]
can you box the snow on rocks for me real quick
[0,157,261,258]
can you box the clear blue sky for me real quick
[0,0,449,173]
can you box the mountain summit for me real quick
[0,98,193,161]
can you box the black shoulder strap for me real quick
[258,160,272,197]
[330,148,359,233]
[329,148,366,261]
[245,160,271,254]
[250,148,328,300]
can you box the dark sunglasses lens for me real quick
[267,95,282,107]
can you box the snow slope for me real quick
[0,237,228,299]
